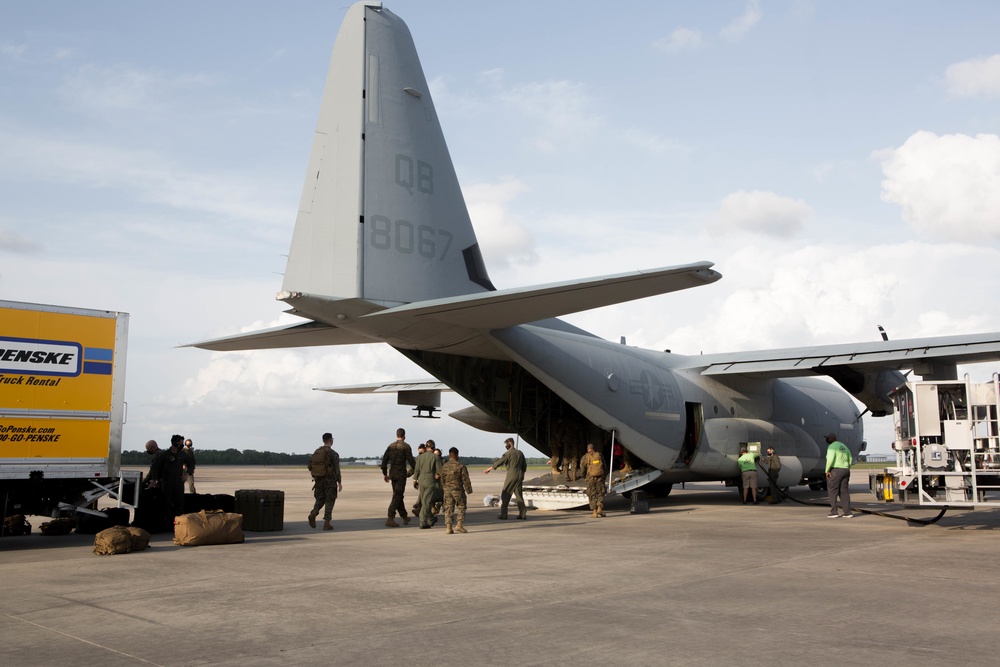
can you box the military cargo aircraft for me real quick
[192,2,1000,503]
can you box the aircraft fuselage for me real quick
[402,322,862,487]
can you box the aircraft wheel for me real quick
[646,482,673,498]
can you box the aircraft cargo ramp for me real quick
[517,468,663,510]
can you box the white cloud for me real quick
[1,42,27,59]
[877,131,1000,239]
[644,240,1000,356]
[498,79,602,153]
[619,127,690,156]
[465,179,538,269]
[944,54,1000,98]
[0,128,293,226]
[436,71,678,162]
[720,0,762,41]
[711,189,813,237]
[0,228,43,253]
[653,28,705,54]
[59,64,215,113]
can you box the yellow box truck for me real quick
[1,300,138,526]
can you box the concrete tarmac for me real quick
[2,466,999,666]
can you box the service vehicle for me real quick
[0,300,138,528]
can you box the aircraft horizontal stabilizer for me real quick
[359,262,721,331]
[315,380,451,394]
[316,378,452,419]
[185,321,375,352]
[697,332,1000,377]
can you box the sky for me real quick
[2,1,999,458]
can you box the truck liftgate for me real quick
[870,374,1000,507]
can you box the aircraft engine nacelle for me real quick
[826,368,906,417]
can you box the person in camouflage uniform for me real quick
[547,417,566,476]
[440,447,473,534]
[381,428,415,527]
[308,433,342,530]
[484,437,527,520]
[580,442,607,517]
[412,442,443,528]
[562,419,584,481]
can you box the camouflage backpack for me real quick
[308,447,333,480]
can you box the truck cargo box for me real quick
[1,300,137,519]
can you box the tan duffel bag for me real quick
[94,526,133,555]
[174,510,244,546]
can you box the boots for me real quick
[308,511,318,529]
[597,504,606,517]
[445,520,453,534]
[550,466,560,476]
[455,520,467,534]
[385,517,399,528]
[592,508,599,518]
[323,519,333,531]
[402,515,411,526]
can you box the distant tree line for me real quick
[121,449,549,466]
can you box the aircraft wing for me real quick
[695,332,1000,377]
[186,321,375,352]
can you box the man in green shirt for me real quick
[824,432,853,518]
[737,447,760,504]
[484,437,527,520]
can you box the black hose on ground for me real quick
[755,461,948,526]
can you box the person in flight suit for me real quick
[484,438,527,520]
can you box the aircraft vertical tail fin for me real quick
[282,2,494,308]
